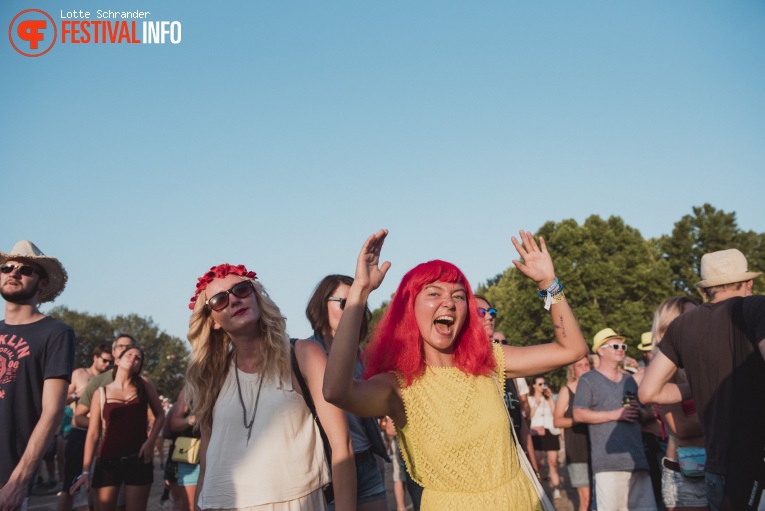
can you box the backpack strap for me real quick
[289,338,334,503]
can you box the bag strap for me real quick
[492,376,555,511]
[289,338,334,503]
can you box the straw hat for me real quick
[0,240,68,302]
[695,249,761,289]
[592,327,626,353]
[638,332,653,351]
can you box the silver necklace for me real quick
[234,352,264,446]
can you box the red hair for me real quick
[363,260,496,386]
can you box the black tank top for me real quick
[563,385,590,464]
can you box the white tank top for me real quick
[198,361,330,509]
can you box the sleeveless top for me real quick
[309,334,372,453]
[198,361,330,509]
[97,387,148,459]
[563,385,590,464]
[396,344,542,511]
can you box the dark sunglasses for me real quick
[605,343,627,351]
[477,307,497,318]
[206,281,255,312]
[327,296,347,310]
[100,357,114,365]
[492,338,509,345]
[0,264,41,277]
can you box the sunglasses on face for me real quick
[477,307,497,318]
[327,297,347,310]
[205,281,255,312]
[605,343,627,351]
[0,264,41,277]
[493,338,509,345]
[100,357,114,365]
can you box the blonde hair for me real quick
[650,296,698,383]
[566,356,590,383]
[185,278,291,432]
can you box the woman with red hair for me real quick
[324,230,588,510]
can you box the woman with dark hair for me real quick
[324,230,588,510]
[528,376,562,497]
[185,264,330,511]
[70,346,164,511]
[295,274,388,511]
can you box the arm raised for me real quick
[504,231,588,377]
[322,230,405,424]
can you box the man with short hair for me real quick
[573,328,656,511]
[639,248,765,510]
[57,344,113,511]
[0,241,75,511]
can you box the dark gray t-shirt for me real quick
[573,370,648,474]
[0,317,75,484]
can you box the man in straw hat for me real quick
[0,241,75,511]
[573,327,656,511]
[639,248,765,510]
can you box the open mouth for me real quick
[433,315,455,335]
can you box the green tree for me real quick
[49,307,189,399]
[658,203,765,296]
[486,216,675,389]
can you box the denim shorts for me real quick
[661,462,708,508]
[177,462,200,487]
[327,451,386,510]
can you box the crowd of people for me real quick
[0,234,763,511]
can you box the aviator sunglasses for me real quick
[205,281,255,312]
[477,307,497,318]
[0,264,41,277]
[327,297,347,310]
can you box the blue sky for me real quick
[2,0,764,344]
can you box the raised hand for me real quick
[511,230,556,289]
[354,229,391,293]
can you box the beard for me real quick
[0,281,39,303]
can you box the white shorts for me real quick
[594,470,657,511]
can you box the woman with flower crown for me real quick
[185,264,331,511]
[323,230,589,511]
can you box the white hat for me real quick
[695,249,761,289]
[0,240,68,302]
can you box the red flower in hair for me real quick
[188,263,257,310]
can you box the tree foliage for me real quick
[49,306,189,399]
[486,215,676,389]
[658,203,765,296]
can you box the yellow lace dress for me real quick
[396,344,543,510]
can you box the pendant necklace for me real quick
[234,352,264,446]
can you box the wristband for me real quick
[540,284,564,310]
[537,277,559,295]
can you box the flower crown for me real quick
[188,263,257,310]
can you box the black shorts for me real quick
[63,429,87,492]
[532,430,561,452]
[43,434,57,462]
[92,456,153,488]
